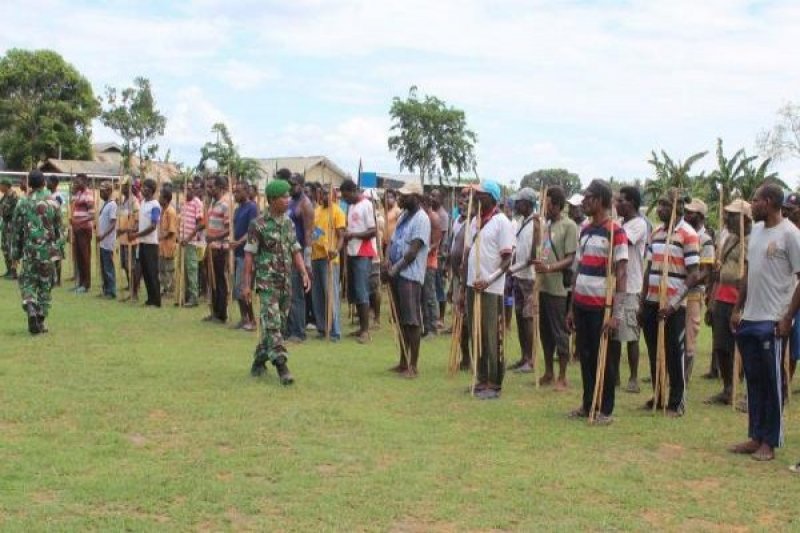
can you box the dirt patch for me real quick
[657,443,685,460]
[681,518,747,532]
[148,409,169,421]
[127,433,147,447]
[216,442,234,454]
[641,509,668,528]
[30,490,58,504]
[216,471,233,482]
[685,477,721,492]
[225,507,256,530]
[390,518,460,533]
[317,464,338,476]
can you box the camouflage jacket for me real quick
[11,189,63,263]
[244,211,300,290]
[0,189,18,225]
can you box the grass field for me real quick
[1,276,800,531]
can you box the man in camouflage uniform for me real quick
[11,170,62,334]
[0,178,19,279]
[242,179,310,385]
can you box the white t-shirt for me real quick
[743,219,800,322]
[622,215,648,295]
[466,211,515,295]
[97,200,117,251]
[138,199,162,245]
[512,216,536,281]
[346,197,377,258]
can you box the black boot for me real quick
[25,303,40,335]
[250,355,267,377]
[274,355,294,385]
[37,315,47,333]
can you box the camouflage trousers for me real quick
[1,224,12,264]
[19,259,54,317]
[254,285,291,364]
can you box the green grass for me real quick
[1,275,799,531]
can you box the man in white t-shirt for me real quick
[463,180,514,399]
[730,183,800,463]
[340,179,377,343]
[508,188,540,373]
[125,178,161,308]
[96,181,118,299]
[612,186,648,393]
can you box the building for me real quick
[38,143,181,183]
[252,156,351,188]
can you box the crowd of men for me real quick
[4,169,800,468]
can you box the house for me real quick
[38,142,181,183]
[251,156,351,188]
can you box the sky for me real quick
[1,0,799,186]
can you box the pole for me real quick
[732,210,746,409]
[448,188,473,374]
[654,193,679,413]
[530,186,547,388]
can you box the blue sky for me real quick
[1,0,799,185]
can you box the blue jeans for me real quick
[100,248,116,298]
[311,259,341,339]
[286,268,307,339]
[347,256,371,305]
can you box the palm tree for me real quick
[703,138,755,227]
[644,150,708,212]
[740,157,786,201]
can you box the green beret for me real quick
[0,178,11,187]
[266,179,290,199]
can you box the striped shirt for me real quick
[180,197,205,245]
[71,189,95,230]
[207,195,231,250]
[646,219,700,305]
[573,220,628,309]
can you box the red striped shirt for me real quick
[573,220,628,309]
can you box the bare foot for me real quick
[728,439,761,454]
[751,443,775,461]
[554,378,569,392]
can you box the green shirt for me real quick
[539,215,578,297]
[11,189,62,263]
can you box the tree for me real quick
[0,48,99,169]
[388,86,477,186]
[740,158,785,201]
[644,150,707,213]
[757,102,800,161]
[197,122,261,183]
[100,77,166,176]
[519,168,581,196]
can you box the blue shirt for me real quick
[234,201,259,258]
[389,208,430,284]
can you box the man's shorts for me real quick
[613,293,641,343]
[368,261,380,295]
[791,310,800,362]
[347,256,372,305]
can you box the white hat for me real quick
[567,193,584,207]
[397,182,424,196]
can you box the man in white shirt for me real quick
[508,188,540,373]
[125,178,161,307]
[612,186,648,393]
[340,179,378,343]
[96,181,117,299]
[463,180,514,399]
[730,184,800,462]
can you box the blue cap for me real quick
[479,180,502,203]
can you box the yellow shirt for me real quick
[312,204,346,263]
[159,204,178,258]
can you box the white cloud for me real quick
[166,87,230,147]
[214,60,279,91]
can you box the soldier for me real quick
[11,170,62,334]
[242,179,310,385]
[0,178,19,279]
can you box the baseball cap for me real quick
[511,187,537,205]
[474,180,502,203]
[567,193,584,207]
[685,198,708,216]
[783,193,800,208]
[724,199,751,219]
[397,182,423,196]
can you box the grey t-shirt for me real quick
[98,200,118,251]
[742,219,800,322]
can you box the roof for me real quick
[40,159,122,176]
[250,156,350,181]
[92,142,123,154]
[39,157,180,183]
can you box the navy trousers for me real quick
[736,320,784,448]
